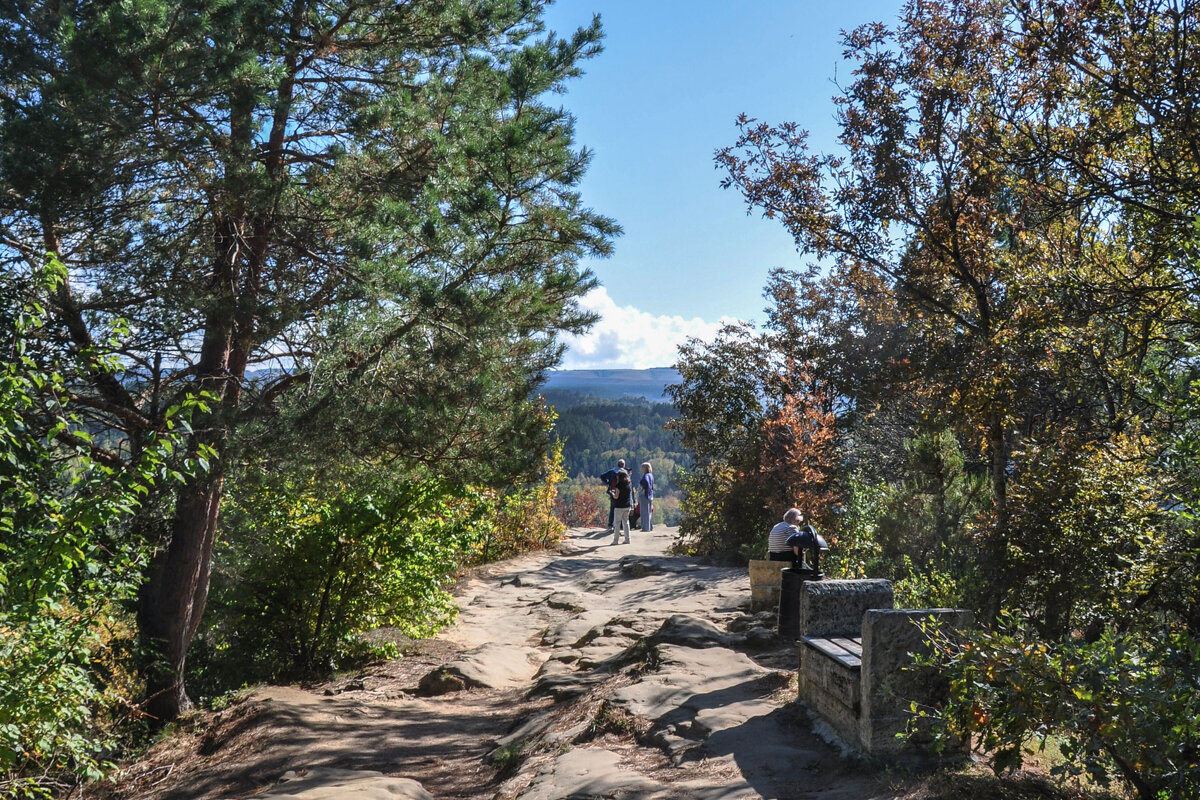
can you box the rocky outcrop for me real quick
[106,529,893,800]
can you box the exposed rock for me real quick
[511,748,659,800]
[261,768,432,799]
[416,669,468,695]
[529,660,603,701]
[106,527,894,800]
[648,614,729,648]
[544,591,587,611]
[417,642,545,695]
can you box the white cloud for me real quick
[560,287,739,370]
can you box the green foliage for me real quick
[914,618,1200,800]
[700,2,1200,792]
[892,556,965,610]
[668,322,840,560]
[462,441,568,565]
[0,260,201,796]
[671,464,775,560]
[822,471,884,579]
[195,469,472,690]
[876,431,987,570]
[1006,432,1171,637]
[554,399,688,493]
[1,0,616,719]
[869,430,986,609]
[192,440,567,696]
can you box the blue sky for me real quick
[541,0,905,370]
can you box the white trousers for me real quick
[612,508,631,542]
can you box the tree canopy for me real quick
[672,1,1200,794]
[0,0,615,722]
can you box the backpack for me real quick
[606,468,623,500]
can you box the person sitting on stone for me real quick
[766,508,804,565]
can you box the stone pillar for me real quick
[858,608,974,756]
[748,559,783,612]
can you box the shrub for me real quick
[465,443,567,564]
[1,261,200,797]
[913,616,1200,800]
[193,446,567,696]
[193,469,473,692]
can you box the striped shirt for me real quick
[767,521,799,554]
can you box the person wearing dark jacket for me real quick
[610,470,633,545]
[599,459,628,533]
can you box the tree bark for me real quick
[137,196,248,720]
[983,414,1010,623]
[138,472,225,720]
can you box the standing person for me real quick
[599,459,628,533]
[610,470,633,545]
[638,462,654,531]
[767,508,804,565]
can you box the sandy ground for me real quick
[99,526,901,800]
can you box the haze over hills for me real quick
[542,367,680,405]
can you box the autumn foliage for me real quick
[673,0,1200,795]
[756,371,837,533]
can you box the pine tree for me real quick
[0,0,616,720]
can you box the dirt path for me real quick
[104,526,896,799]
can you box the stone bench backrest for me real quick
[798,579,894,638]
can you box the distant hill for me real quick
[542,367,680,406]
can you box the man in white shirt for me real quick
[766,508,804,563]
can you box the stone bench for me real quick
[798,634,862,735]
[793,579,972,757]
[748,559,783,611]
[795,579,892,744]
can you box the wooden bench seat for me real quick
[798,635,862,727]
[801,635,862,668]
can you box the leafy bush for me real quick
[875,430,987,573]
[892,555,965,609]
[193,445,567,696]
[823,471,885,579]
[672,464,773,559]
[913,616,1200,800]
[554,479,606,528]
[1,262,200,797]
[193,470,474,692]
[463,442,567,565]
[1006,432,1170,637]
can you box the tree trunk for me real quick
[137,197,248,721]
[983,415,1009,623]
[138,469,225,721]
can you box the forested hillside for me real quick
[543,367,680,404]
[555,400,687,481]
[550,397,690,528]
